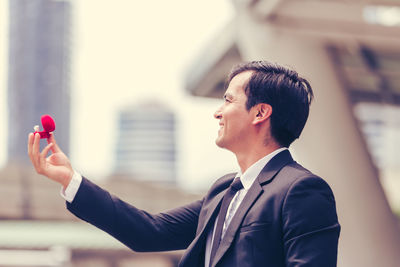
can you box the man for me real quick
[28,61,340,267]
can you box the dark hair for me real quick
[228,61,314,147]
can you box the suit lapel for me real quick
[211,182,263,267]
[197,190,226,235]
[211,150,294,267]
[179,176,235,267]
[257,149,294,185]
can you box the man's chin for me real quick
[215,138,225,148]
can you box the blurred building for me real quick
[114,102,177,184]
[185,1,400,267]
[7,0,72,164]
[354,103,400,170]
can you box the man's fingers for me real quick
[47,133,61,153]
[32,133,41,168]
[28,133,36,168]
[27,133,34,157]
[39,142,54,172]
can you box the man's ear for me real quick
[252,103,272,125]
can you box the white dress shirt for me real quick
[60,170,82,203]
[61,148,288,267]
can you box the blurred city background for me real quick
[0,0,399,266]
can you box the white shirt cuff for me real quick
[60,170,83,203]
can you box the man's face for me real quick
[214,71,254,152]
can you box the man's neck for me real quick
[235,144,283,174]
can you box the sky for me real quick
[0,0,240,191]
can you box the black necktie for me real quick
[209,177,243,265]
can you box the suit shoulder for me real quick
[273,161,334,196]
[285,161,317,177]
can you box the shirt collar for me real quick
[236,147,288,190]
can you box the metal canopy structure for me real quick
[248,0,400,44]
[329,45,400,105]
[187,0,400,104]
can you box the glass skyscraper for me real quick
[7,0,72,164]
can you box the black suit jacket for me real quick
[67,150,340,267]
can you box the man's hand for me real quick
[28,132,74,189]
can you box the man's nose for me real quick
[214,107,222,119]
